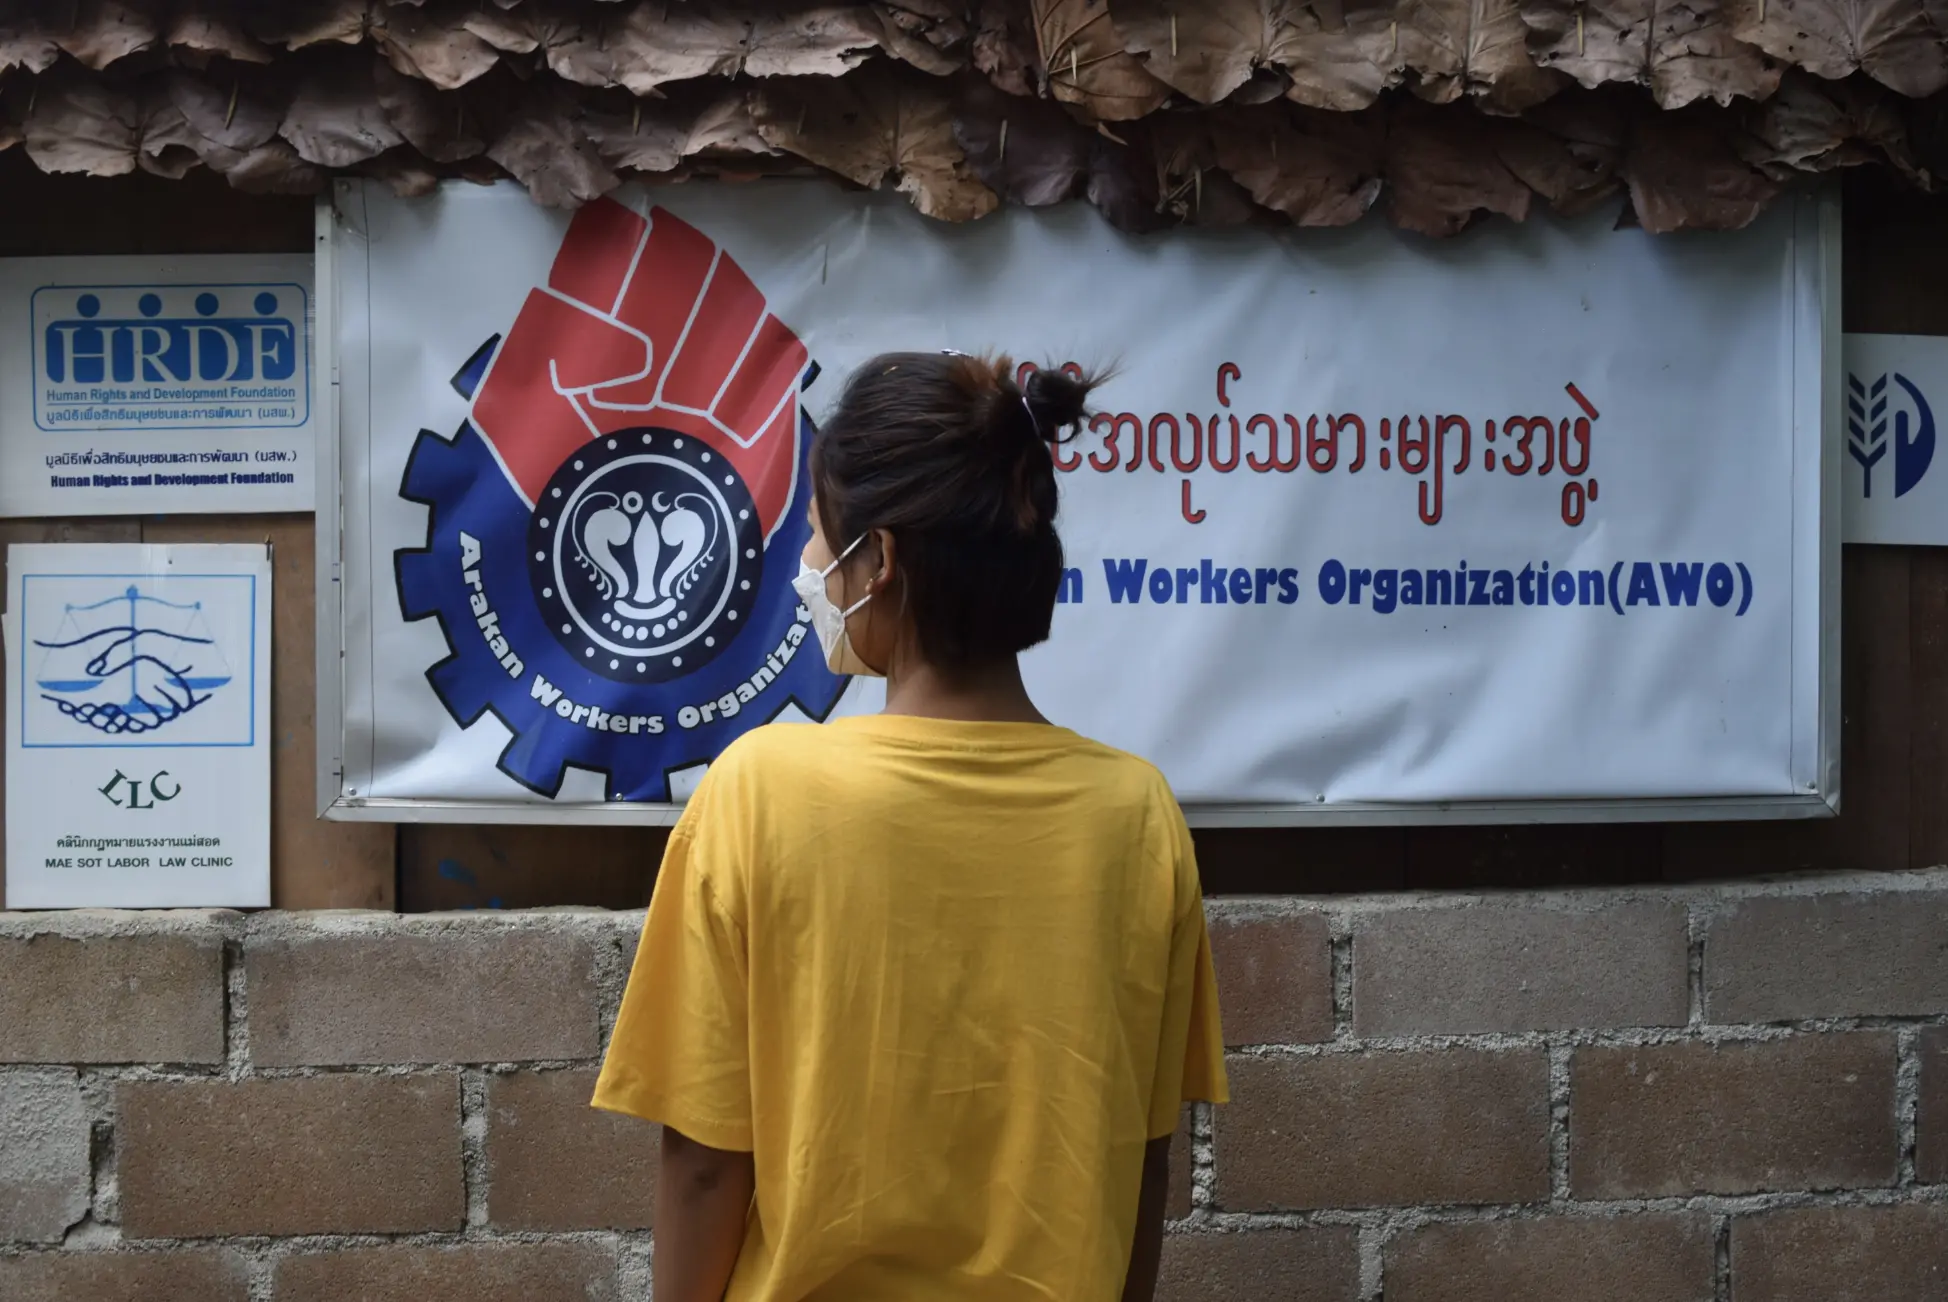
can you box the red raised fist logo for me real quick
[470,198,809,534]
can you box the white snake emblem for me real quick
[571,489,718,622]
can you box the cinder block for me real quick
[1704,892,1948,1022]
[1732,1205,1948,1302]
[247,926,601,1066]
[118,1074,463,1237]
[1208,911,1334,1046]
[486,1068,657,1230]
[275,1243,617,1302]
[0,1250,249,1302]
[1353,902,1689,1036]
[1920,1027,1948,1185]
[1385,1214,1715,1302]
[0,932,223,1063]
[1158,1228,1360,1302]
[0,1069,90,1241]
[1216,1050,1549,1210]
[1569,1034,1897,1198]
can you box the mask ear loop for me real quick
[820,531,869,578]
[825,532,874,617]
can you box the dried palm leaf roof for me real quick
[0,0,1938,235]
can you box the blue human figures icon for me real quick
[33,584,232,735]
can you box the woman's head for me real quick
[802,351,1097,676]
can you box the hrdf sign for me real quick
[0,255,315,517]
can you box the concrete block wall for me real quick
[1,872,1945,1301]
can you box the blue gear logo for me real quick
[394,198,847,803]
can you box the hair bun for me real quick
[1022,366,1092,438]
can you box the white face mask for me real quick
[792,533,883,678]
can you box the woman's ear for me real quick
[868,527,898,596]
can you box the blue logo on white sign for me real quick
[31,282,309,433]
[18,572,258,749]
[1848,370,1935,500]
[34,586,232,736]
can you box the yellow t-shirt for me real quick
[593,713,1227,1302]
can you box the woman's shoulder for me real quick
[1074,734,1193,827]
[705,718,1179,808]
[678,724,838,830]
[1050,727,1171,783]
[1071,738,1173,793]
[707,720,836,776]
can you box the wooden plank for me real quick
[0,154,311,257]
[399,824,664,911]
[1911,551,1948,867]
[1842,173,1948,334]
[1193,828,1406,894]
[139,516,395,908]
[0,519,145,908]
[1844,547,1912,870]
[1404,824,1661,890]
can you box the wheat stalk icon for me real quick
[1848,372,1889,497]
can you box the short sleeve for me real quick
[591,785,754,1151]
[1147,804,1229,1139]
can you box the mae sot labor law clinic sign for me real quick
[0,255,314,516]
[330,180,1832,822]
[5,544,271,907]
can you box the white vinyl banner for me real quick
[332,180,1833,820]
[0,254,314,517]
[6,543,271,906]
[1843,332,1948,544]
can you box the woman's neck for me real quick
[880,654,1047,723]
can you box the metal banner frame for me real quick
[315,185,1841,827]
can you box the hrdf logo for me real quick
[396,200,847,801]
[42,288,299,385]
[1848,370,1935,499]
[31,281,310,433]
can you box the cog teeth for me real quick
[397,549,445,622]
[498,722,573,795]
[427,655,494,727]
[401,423,482,507]
[613,771,663,802]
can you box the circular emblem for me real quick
[529,428,762,683]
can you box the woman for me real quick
[593,351,1227,1302]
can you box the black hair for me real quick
[809,351,1099,671]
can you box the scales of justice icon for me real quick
[33,584,232,736]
